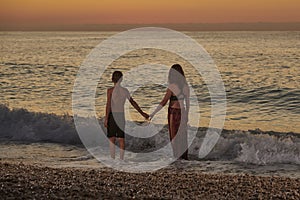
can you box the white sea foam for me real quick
[236,134,300,165]
[1,105,299,165]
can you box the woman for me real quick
[150,64,190,160]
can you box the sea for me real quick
[0,31,299,177]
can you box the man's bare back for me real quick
[108,85,130,113]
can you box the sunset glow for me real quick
[1,0,299,26]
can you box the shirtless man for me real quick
[104,71,149,160]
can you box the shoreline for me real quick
[1,162,299,199]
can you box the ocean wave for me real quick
[0,104,81,144]
[202,130,300,165]
[0,104,299,165]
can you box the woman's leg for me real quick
[178,114,188,160]
[169,113,178,158]
[179,128,188,160]
[169,108,182,158]
[109,137,116,159]
[118,138,125,160]
[169,108,188,160]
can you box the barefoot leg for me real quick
[118,138,125,160]
[109,137,116,159]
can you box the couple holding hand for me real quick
[105,64,189,160]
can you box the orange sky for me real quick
[1,0,299,25]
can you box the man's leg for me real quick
[118,138,125,160]
[109,137,116,159]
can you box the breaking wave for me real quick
[0,104,299,165]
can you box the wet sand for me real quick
[1,162,299,199]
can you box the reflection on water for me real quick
[0,31,299,133]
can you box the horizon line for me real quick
[1,22,300,31]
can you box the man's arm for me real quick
[104,89,112,127]
[129,97,149,119]
[126,89,149,119]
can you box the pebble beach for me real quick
[1,162,299,199]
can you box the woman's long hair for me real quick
[168,64,187,90]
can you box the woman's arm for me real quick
[150,88,172,118]
[184,85,190,123]
[104,89,112,127]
